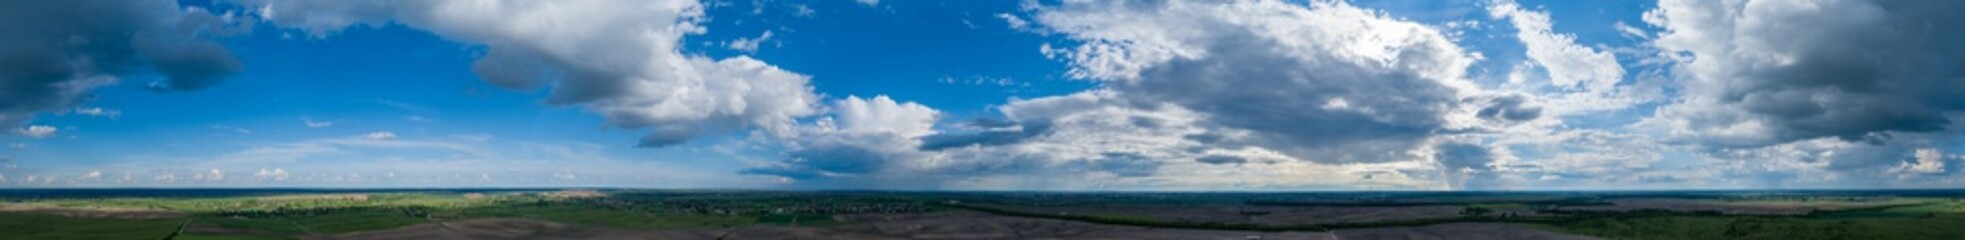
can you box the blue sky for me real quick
[3,0,1964,190]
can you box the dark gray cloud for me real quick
[1475,95,1542,123]
[741,142,889,180]
[740,96,940,186]
[1119,33,1457,162]
[793,143,896,177]
[918,121,1050,150]
[1036,0,1477,163]
[138,37,243,91]
[0,1,244,127]
[1194,155,1246,165]
[1084,152,1160,177]
[633,128,695,148]
[1648,0,1965,147]
[1433,143,1498,189]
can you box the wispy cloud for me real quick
[15,125,56,138]
[361,131,397,140]
[211,125,252,134]
[303,117,334,128]
[72,107,121,118]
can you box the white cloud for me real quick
[725,30,774,53]
[255,168,290,181]
[304,118,333,128]
[830,95,939,138]
[746,89,1444,190]
[1032,0,1479,163]
[245,0,822,147]
[1612,21,1647,38]
[208,169,224,181]
[791,4,816,17]
[738,0,1521,190]
[855,0,878,7]
[362,131,397,140]
[1489,0,1624,92]
[1893,148,1948,175]
[73,108,121,118]
[1640,0,1965,147]
[938,76,1019,87]
[997,13,1029,30]
[744,95,941,183]
[16,125,56,138]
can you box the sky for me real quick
[2,0,1964,190]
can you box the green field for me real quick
[0,190,931,239]
[0,212,184,239]
[5,190,1965,239]
[1536,201,1965,240]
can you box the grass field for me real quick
[447,205,755,229]
[1537,201,1965,240]
[0,191,685,239]
[6,190,1965,239]
[0,212,183,240]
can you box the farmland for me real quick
[1,189,1963,239]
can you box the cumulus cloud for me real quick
[240,0,821,147]
[15,125,56,138]
[829,96,939,138]
[0,1,245,128]
[1032,0,1479,163]
[738,0,1503,189]
[1489,0,1625,92]
[1641,0,1965,147]
[746,89,1442,190]
[743,95,939,183]
[1482,0,1667,120]
[1893,148,1949,175]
